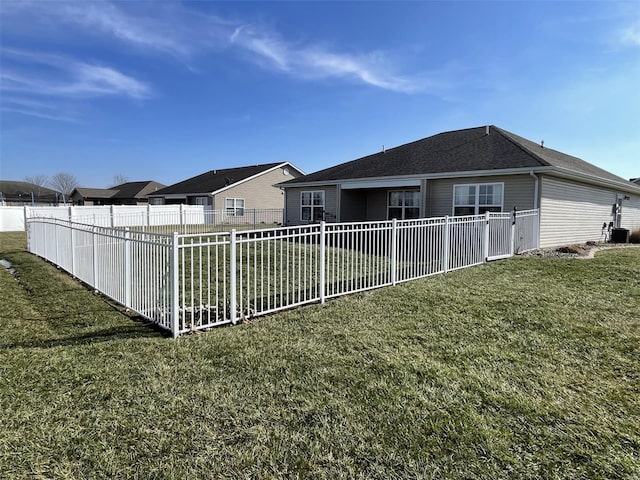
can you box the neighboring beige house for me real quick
[71,181,166,205]
[147,162,304,212]
[280,125,640,248]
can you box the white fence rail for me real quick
[27,209,539,337]
[22,205,284,234]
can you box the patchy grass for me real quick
[1,232,639,479]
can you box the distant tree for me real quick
[49,172,79,201]
[24,175,49,188]
[110,174,129,188]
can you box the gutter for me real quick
[279,165,640,196]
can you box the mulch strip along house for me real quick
[281,125,640,248]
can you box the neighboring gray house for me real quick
[281,125,640,248]
[147,162,304,212]
[71,181,166,206]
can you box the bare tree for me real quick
[24,175,49,188]
[49,172,79,201]
[24,175,50,196]
[110,174,129,187]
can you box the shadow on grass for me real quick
[0,321,170,350]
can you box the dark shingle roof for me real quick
[0,180,59,202]
[73,181,166,200]
[284,126,630,185]
[74,188,118,199]
[111,181,166,199]
[151,163,285,196]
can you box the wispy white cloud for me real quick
[3,0,428,94]
[228,27,422,93]
[620,19,640,47]
[1,49,151,99]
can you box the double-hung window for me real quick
[453,183,503,215]
[225,198,245,216]
[301,191,325,222]
[388,190,420,220]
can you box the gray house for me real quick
[148,162,304,211]
[281,126,640,248]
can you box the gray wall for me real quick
[285,186,339,225]
[539,176,640,247]
[426,174,536,216]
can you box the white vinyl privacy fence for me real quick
[27,209,539,337]
[20,205,284,233]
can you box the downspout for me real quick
[529,170,539,209]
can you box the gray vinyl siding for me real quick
[427,174,536,217]
[621,195,640,232]
[284,186,338,225]
[211,166,297,210]
[539,176,620,248]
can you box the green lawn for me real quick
[1,232,639,479]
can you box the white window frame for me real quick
[225,197,245,216]
[387,190,421,220]
[300,191,325,222]
[452,182,504,216]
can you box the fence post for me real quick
[70,222,76,277]
[483,211,490,262]
[147,204,151,227]
[54,218,60,265]
[319,221,326,303]
[180,204,185,233]
[510,207,517,256]
[23,205,28,234]
[443,216,450,273]
[230,229,237,324]
[124,228,131,308]
[68,205,73,223]
[391,218,398,285]
[92,225,99,289]
[110,205,115,228]
[170,232,180,338]
[253,209,257,230]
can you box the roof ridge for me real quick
[492,126,551,167]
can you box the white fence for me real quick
[27,209,539,337]
[2,205,284,232]
[0,206,26,232]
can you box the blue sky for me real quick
[1,1,639,188]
